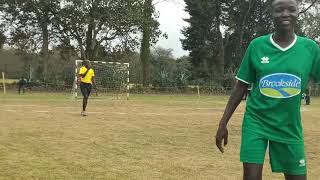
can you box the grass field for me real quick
[2,79,18,84]
[0,93,319,179]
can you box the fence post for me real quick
[2,72,6,95]
[197,85,200,98]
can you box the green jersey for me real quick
[236,34,320,143]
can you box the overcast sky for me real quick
[154,0,189,58]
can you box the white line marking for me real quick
[88,112,104,114]
[113,112,127,115]
[5,105,44,107]
[5,109,17,112]
[33,111,49,113]
[301,107,310,112]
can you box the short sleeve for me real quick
[236,43,256,84]
[91,69,95,77]
[310,44,320,83]
[79,67,85,75]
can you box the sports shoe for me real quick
[81,111,87,116]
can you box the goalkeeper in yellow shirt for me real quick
[78,60,96,116]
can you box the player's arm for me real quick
[77,73,82,85]
[215,80,248,153]
[77,67,85,85]
[91,75,98,96]
[77,73,82,80]
[91,76,96,87]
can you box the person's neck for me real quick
[273,30,295,44]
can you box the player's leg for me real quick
[284,174,306,180]
[269,141,307,180]
[87,83,92,98]
[240,130,268,180]
[82,83,92,116]
[84,84,92,111]
[305,95,310,105]
[83,96,88,111]
[243,163,263,180]
[80,83,89,116]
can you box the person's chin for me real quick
[276,25,294,33]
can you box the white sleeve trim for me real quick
[235,76,251,84]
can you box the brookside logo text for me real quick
[259,73,301,98]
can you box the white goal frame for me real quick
[72,60,130,100]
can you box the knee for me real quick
[243,165,262,180]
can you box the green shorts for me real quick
[240,130,307,175]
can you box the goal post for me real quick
[2,72,6,95]
[72,60,130,100]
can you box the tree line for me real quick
[0,0,319,88]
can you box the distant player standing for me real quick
[78,60,96,116]
[215,0,320,179]
[17,77,27,94]
[304,87,311,105]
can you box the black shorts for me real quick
[80,82,92,98]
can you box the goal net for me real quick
[72,60,130,100]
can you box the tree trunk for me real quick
[86,6,95,60]
[41,21,49,81]
[140,26,151,86]
[86,25,93,60]
[76,36,86,60]
[140,0,153,86]
[216,31,224,78]
[237,0,253,63]
[0,32,5,49]
[214,0,224,81]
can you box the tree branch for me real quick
[299,0,318,15]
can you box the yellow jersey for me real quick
[79,66,95,84]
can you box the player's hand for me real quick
[215,122,228,153]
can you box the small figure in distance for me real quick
[17,77,27,94]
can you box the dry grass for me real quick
[2,79,18,84]
[0,93,319,180]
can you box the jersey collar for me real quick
[270,34,297,52]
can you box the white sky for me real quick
[154,0,189,58]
